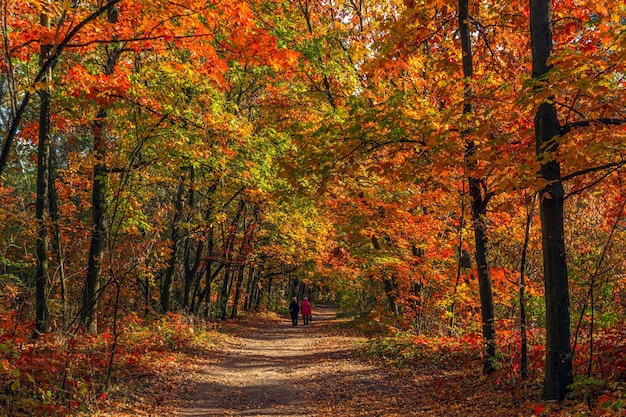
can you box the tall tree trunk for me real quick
[82,109,107,332]
[218,268,232,320]
[230,264,246,319]
[202,265,212,319]
[183,168,199,310]
[143,275,151,315]
[183,236,203,311]
[382,278,398,315]
[82,46,122,332]
[160,173,186,313]
[530,0,573,401]
[49,161,67,327]
[450,185,466,329]
[263,276,274,310]
[519,194,536,380]
[470,182,497,374]
[230,214,257,319]
[203,224,215,320]
[218,198,245,319]
[459,0,496,374]
[34,28,51,336]
[244,267,256,312]
[371,236,399,314]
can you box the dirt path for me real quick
[175,304,536,417]
[177,304,353,416]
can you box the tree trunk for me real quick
[218,198,245,319]
[470,184,497,374]
[530,0,573,401]
[450,185,466,329]
[459,0,496,374]
[382,278,398,315]
[519,195,536,380]
[49,158,67,327]
[183,168,204,311]
[230,264,246,319]
[82,47,122,332]
[203,225,216,320]
[82,109,107,332]
[183,239,203,311]
[258,276,273,311]
[34,36,52,336]
[203,267,213,319]
[244,267,256,312]
[144,275,151,315]
[219,268,232,320]
[160,173,186,313]
[371,236,399,314]
[231,215,257,319]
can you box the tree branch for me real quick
[561,118,626,134]
[0,0,121,177]
[565,164,624,199]
[562,160,626,182]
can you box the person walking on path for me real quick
[300,297,312,325]
[289,297,299,326]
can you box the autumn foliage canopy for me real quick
[0,0,625,414]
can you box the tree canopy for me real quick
[1,0,625,413]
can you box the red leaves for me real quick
[0,312,218,416]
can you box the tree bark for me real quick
[81,45,122,332]
[183,232,203,311]
[519,195,536,380]
[218,268,232,320]
[160,173,186,313]
[230,264,247,319]
[231,213,257,318]
[49,156,67,327]
[470,177,497,374]
[530,0,573,401]
[218,198,245,319]
[34,34,52,336]
[203,224,216,320]
[244,267,257,312]
[82,109,107,332]
[183,168,207,312]
[458,0,496,373]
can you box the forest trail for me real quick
[177,304,341,416]
[175,305,536,417]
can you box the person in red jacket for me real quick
[300,297,312,325]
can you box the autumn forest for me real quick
[0,0,625,415]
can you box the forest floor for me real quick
[160,303,545,417]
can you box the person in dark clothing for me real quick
[289,297,299,326]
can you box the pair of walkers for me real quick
[289,297,312,326]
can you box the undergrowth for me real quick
[0,312,223,417]
[357,318,626,416]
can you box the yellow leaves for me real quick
[214,212,228,224]
[26,81,52,95]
